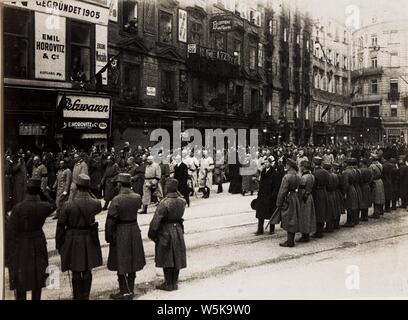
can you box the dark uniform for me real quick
[56,174,103,300]
[353,167,364,225]
[105,174,146,300]
[324,164,337,233]
[174,161,190,207]
[6,179,54,300]
[383,159,396,212]
[341,159,359,227]
[359,163,373,221]
[312,157,330,238]
[148,179,187,291]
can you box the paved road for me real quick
[4,185,408,300]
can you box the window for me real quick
[234,40,242,65]
[192,77,204,106]
[314,73,320,89]
[122,0,138,33]
[390,52,399,68]
[369,105,379,118]
[315,104,322,122]
[391,105,398,117]
[389,30,398,44]
[161,70,175,104]
[335,53,340,67]
[390,79,399,92]
[371,35,378,46]
[214,33,225,50]
[251,89,259,112]
[343,56,348,70]
[249,46,257,70]
[235,85,244,110]
[283,28,288,42]
[190,22,203,45]
[70,21,92,82]
[343,30,348,43]
[258,43,264,68]
[371,79,378,94]
[122,62,140,101]
[159,11,172,44]
[4,8,30,78]
[371,56,378,68]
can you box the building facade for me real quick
[351,20,408,143]
[311,17,352,145]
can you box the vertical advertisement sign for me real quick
[178,9,187,43]
[108,0,118,22]
[35,12,66,80]
[95,24,108,85]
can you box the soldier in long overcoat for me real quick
[148,179,187,291]
[297,160,316,242]
[311,157,330,238]
[353,164,364,225]
[390,158,399,210]
[399,158,408,209]
[341,158,359,227]
[255,157,282,235]
[6,179,55,300]
[369,155,385,218]
[213,152,227,194]
[359,159,373,222]
[382,157,395,212]
[105,174,146,300]
[69,153,89,201]
[56,174,103,300]
[101,156,120,210]
[53,160,72,219]
[173,155,190,207]
[333,163,345,228]
[273,159,301,248]
[88,152,103,198]
[324,163,337,233]
[12,154,27,206]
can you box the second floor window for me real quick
[249,46,257,70]
[161,70,175,104]
[371,79,378,94]
[4,8,30,79]
[122,62,140,101]
[122,0,138,34]
[159,11,172,44]
[190,22,203,45]
[371,56,378,68]
[70,21,92,82]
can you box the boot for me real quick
[128,273,136,295]
[343,211,355,228]
[269,223,275,235]
[354,210,360,225]
[334,216,341,229]
[217,184,223,194]
[297,233,310,243]
[110,274,126,300]
[140,205,148,214]
[324,220,334,233]
[360,209,369,222]
[102,201,109,211]
[255,219,264,236]
[384,201,391,213]
[82,271,92,300]
[312,223,324,238]
[172,269,179,291]
[156,269,173,291]
[370,205,381,219]
[280,232,295,247]
[72,272,82,300]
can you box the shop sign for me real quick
[178,9,187,43]
[95,25,108,85]
[5,0,109,25]
[210,15,235,32]
[62,119,109,131]
[190,45,236,64]
[34,12,66,80]
[57,94,111,119]
[108,0,118,22]
[146,87,156,96]
[19,123,47,136]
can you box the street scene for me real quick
[2,0,408,301]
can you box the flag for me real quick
[56,93,66,132]
[95,53,120,92]
[321,105,330,119]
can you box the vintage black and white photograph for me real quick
[1,0,408,303]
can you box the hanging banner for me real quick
[95,25,108,85]
[178,9,187,43]
[5,0,109,25]
[35,12,66,80]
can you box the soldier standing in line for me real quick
[359,159,373,222]
[31,155,52,202]
[69,153,89,201]
[106,174,146,300]
[6,179,55,300]
[148,179,187,291]
[341,158,359,227]
[56,174,103,300]
[141,155,162,214]
[333,163,345,229]
[323,163,336,233]
[369,154,385,219]
[53,160,72,220]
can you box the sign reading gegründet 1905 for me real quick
[57,94,110,133]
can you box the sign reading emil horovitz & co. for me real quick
[57,94,110,132]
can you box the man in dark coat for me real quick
[382,157,394,213]
[312,157,330,238]
[370,155,385,218]
[148,179,187,291]
[341,158,359,227]
[101,156,120,210]
[55,174,103,300]
[6,179,55,300]
[173,155,190,207]
[105,174,146,300]
[323,163,337,233]
[12,153,27,206]
[390,158,399,210]
[88,151,103,198]
[359,159,373,222]
[255,156,282,235]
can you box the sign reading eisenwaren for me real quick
[57,94,110,133]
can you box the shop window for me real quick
[190,22,203,45]
[122,62,140,101]
[249,46,257,70]
[161,70,175,104]
[159,11,173,44]
[122,0,138,34]
[4,8,30,78]
[70,21,92,82]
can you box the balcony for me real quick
[313,88,351,105]
[351,117,382,128]
[388,90,400,101]
[352,93,383,105]
[351,67,384,80]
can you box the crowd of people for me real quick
[4,139,408,300]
